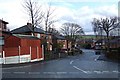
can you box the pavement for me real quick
[97,53,120,63]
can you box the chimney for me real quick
[27,23,32,27]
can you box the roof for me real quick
[109,38,120,43]
[2,30,11,34]
[11,25,45,34]
[55,35,65,40]
[95,38,120,44]
[13,34,39,40]
[0,19,8,24]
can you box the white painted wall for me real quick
[5,56,19,64]
[0,53,3,64]
[1,46,44,64]
[0,58,3,64]
[1,54,43,64]
[20,55,31,63]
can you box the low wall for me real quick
[1,45,44,64]
[2,54,43,64]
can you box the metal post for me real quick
[42,45,44,60]
[3,51,5,64]
[37,46,39,60]
[18,46,21,63]
[59,53,60,58]
[30,46,31,62]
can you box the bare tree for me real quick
[44,4,58,32]
[61,23,84,40]
[61,23,84,52]
[92,17,120,52]
[92,18,103,39]
[48,26,60,35]
[23,0,44,33]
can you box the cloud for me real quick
[0,0,118,35]
[0,0,29,30]
[52,4,118,35]
[40,0,119,2]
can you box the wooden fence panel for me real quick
[4,47,19,57]
[31,47,37,60]
[20,46,30,55]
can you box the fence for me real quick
[1,46,44,64]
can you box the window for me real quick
[0,37,4,46]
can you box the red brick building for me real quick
[0,19,10,64]
[0,20,44,64]
[11,23,53,52]
[0,19,9,31]
[3,34,43,64]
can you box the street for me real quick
[2,49,120,79]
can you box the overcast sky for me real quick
[0,0,119,35]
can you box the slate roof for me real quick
[54,35,65,40]
[11,25,45,34]
[2,30,11,34]
[13,34,39,40]
[109,38,120,44]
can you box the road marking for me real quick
[2,72,11,74]
[13,72,25,74]
[85,71,92,74]
[112,71,119,73]
[28,72,40,74]
[43,72,55,74]
[69,72,79,74]
[102,71,109,73]
[2,65,31,70]
[70,60,74,64]
[56,72,67,74]
[73,66,88,74]
[94,71,102,74]
[94,55,100,61]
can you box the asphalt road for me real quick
[1,49,120,79]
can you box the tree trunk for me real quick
[106,32,110,53]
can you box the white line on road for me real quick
[93,71,102,74]
[56,72,67,74]
[69,72,79,74]
[2,72,11,74]
[73,66,88,74]
[102,71,109,73]
[70,60,74,64]
[43,72,56,74]
[94,55,100,61]
[112,71,119,73]
[28,72,41,74]
[85,71,92,74]
[13,72,25,74]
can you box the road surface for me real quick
[2,49,120,79]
